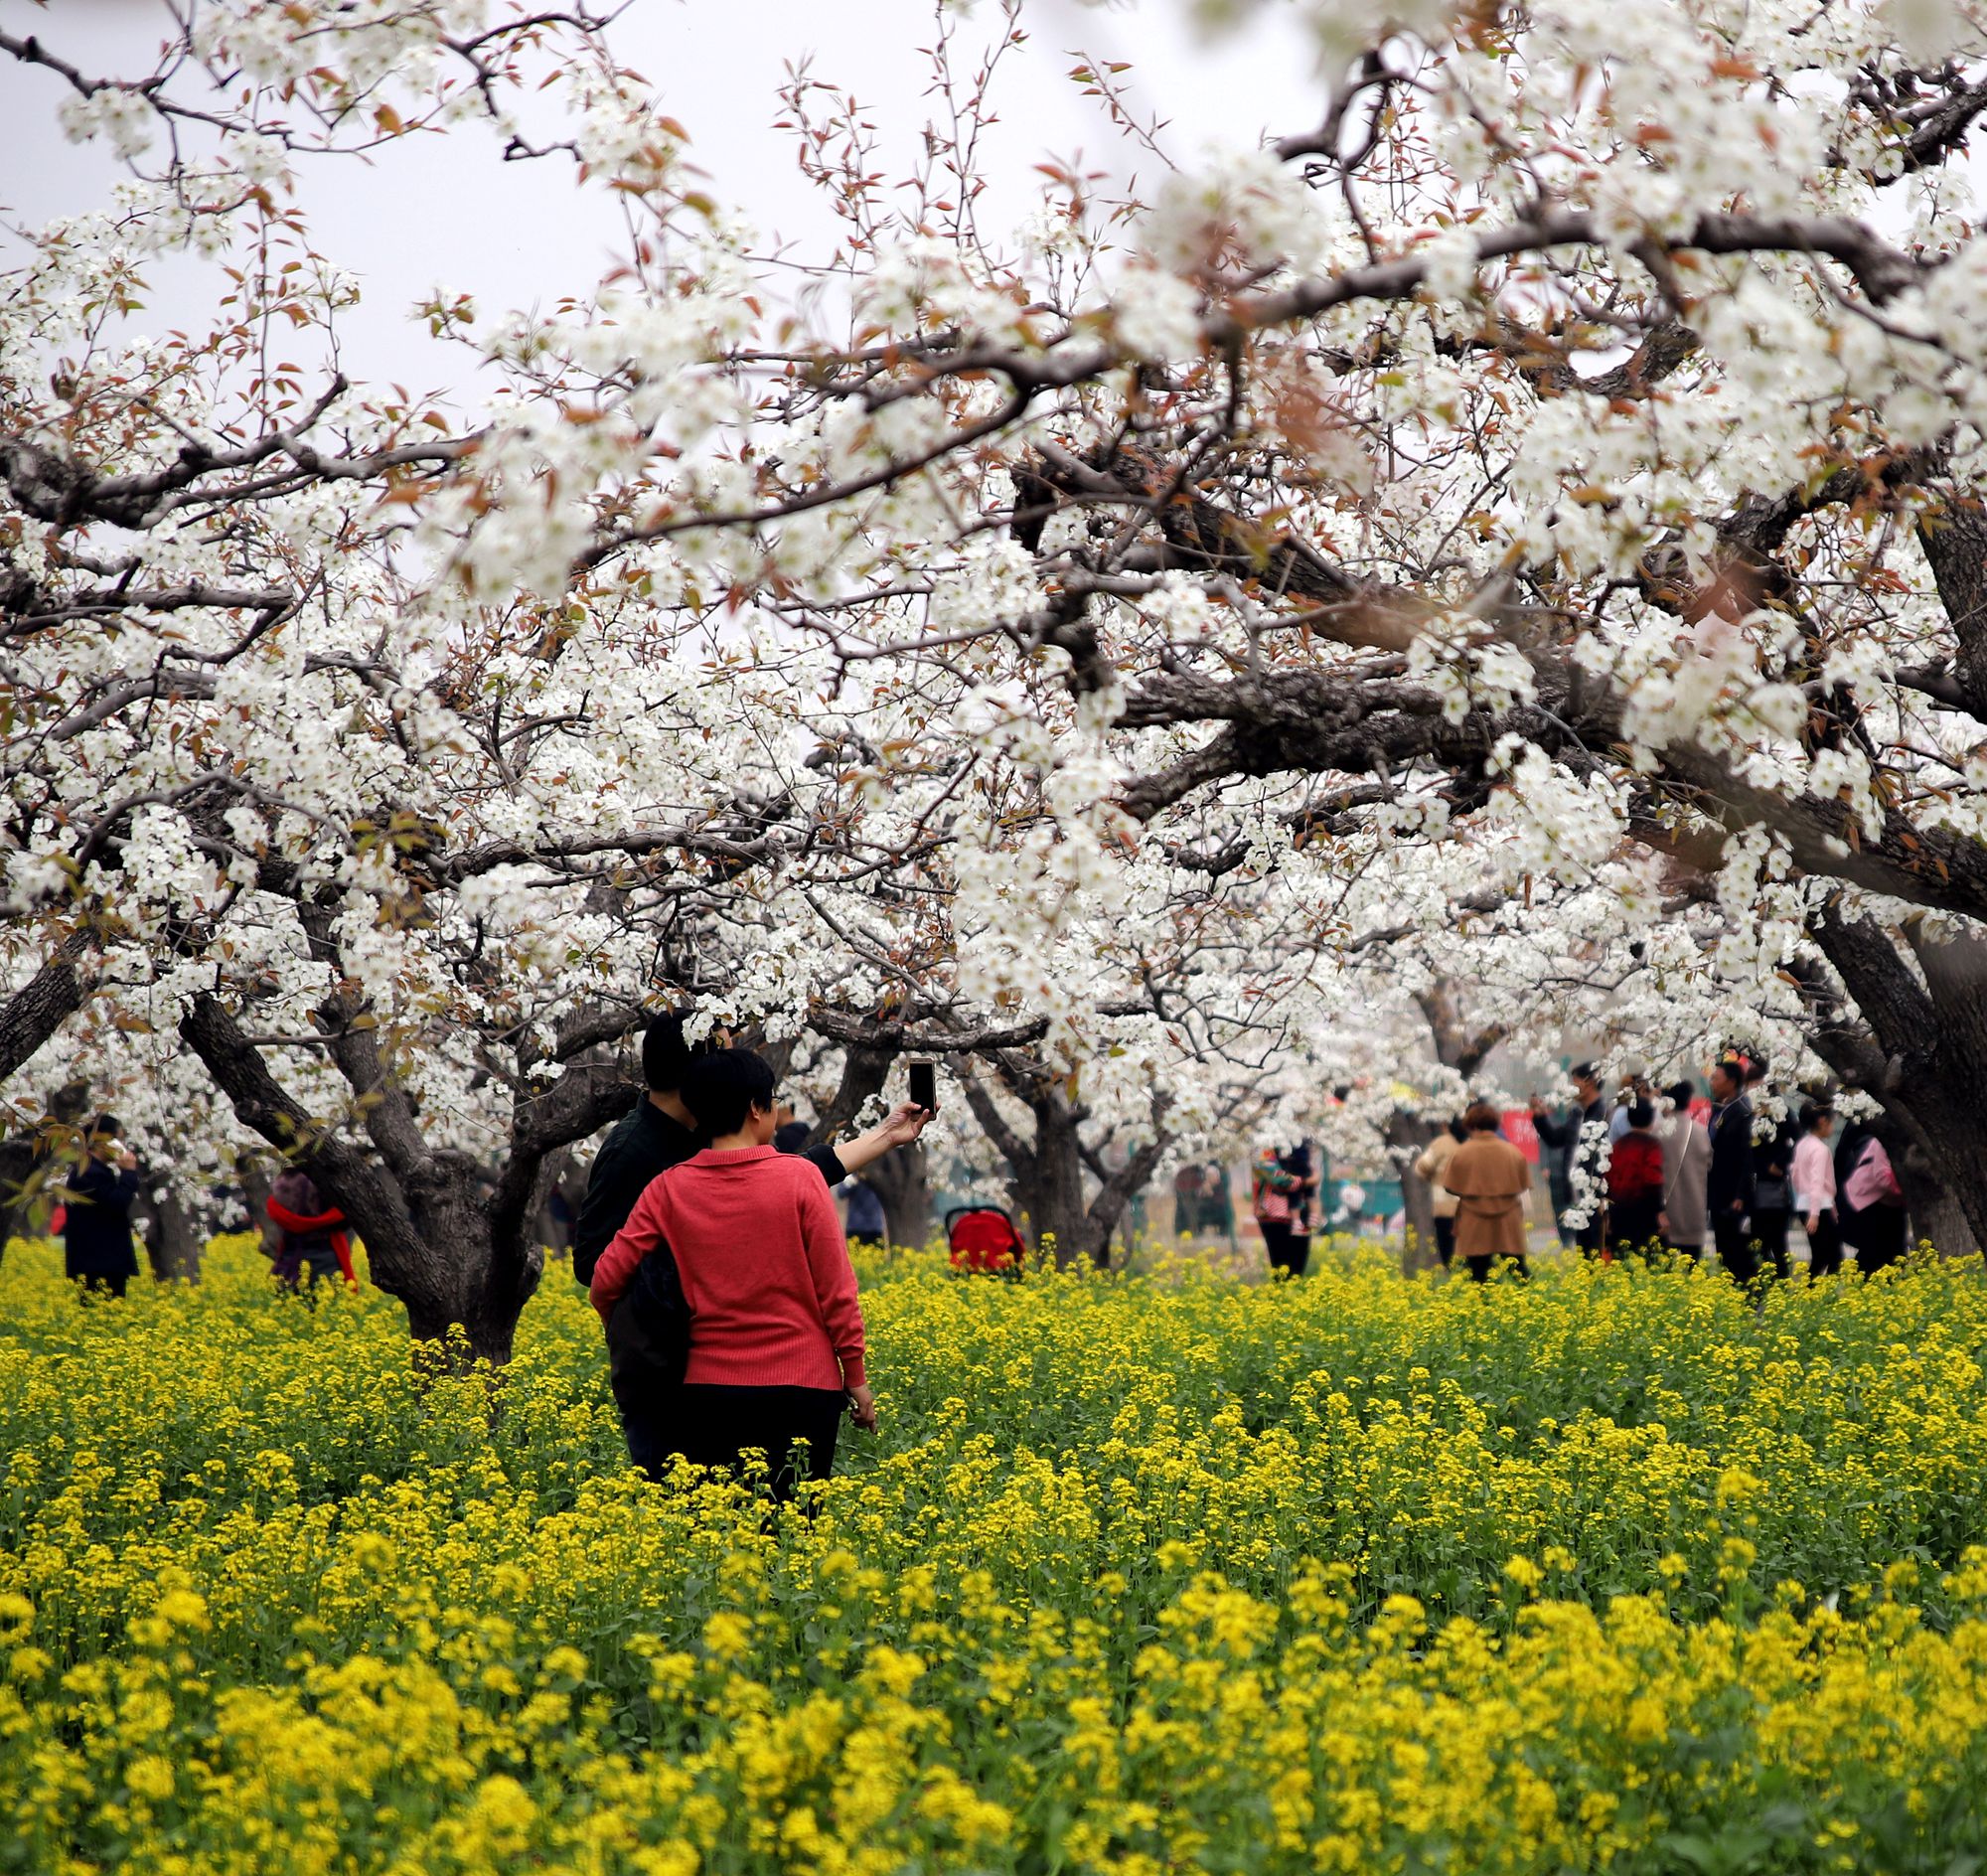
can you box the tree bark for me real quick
[0,932,91,1085]
[180,992,641,1364]
[1387,1109,1443,1275]
[135,1183,202,1283]
[959,1064,1170,1268]
[863,1144,931,1247]
[1803,907,1987,1259]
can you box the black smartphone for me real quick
[907,1059,938,1113]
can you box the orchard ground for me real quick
[3,1234,1986,1874]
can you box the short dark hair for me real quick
[1709,1057,1744,1089]
[88,1113,122,1139]
[682,1047,777,1137]
[1627,1100,1654,1129]
[1463,1101,1502,1133]
[642,1009,699,1092]
[1801,1100,1835,1130]
[1667,1079,1696,1108]
[1570,1060,1599,1083]
[1743,1056,1769,1085]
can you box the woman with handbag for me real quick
[591,1047,873,1498]
[1252,1148,1306,1279]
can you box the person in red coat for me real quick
[1606,1102,1666,1259]
[590,1047,873,1498]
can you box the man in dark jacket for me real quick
[1533,1062,1609,1256]
[1706,1058,1758,1284]
[1743,1059,1797,1281]
[571,1011,932,1284]
[60,1115,140,1299]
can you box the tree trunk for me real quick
[1805,908,1987,1260]
[1018,1098,1101,1267]
[136,1184,202,1283]
[1895,1153,1977,1258]
[863,1144,931,1247]
[181,995,542,1364]
[1387,1110,1442,1275]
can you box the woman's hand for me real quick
[847,1384,877,1432]
[1806,1211,1820,1235]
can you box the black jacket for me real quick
[1752,1108,1797,1210]
[1707,1095,1757,1215]
[61,1159,140,1279]
[571,1099,846,1284]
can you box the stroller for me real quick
[946,1204,1027,1276]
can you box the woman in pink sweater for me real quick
[590,1047,874,1497]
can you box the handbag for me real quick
[1254,1185,1294,1226]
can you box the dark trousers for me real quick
[75,1271,129,1300]
[1753,1206,1791,1281]
[1433,1216,1455,1268]
[1465,1253,1528,1284]
[1805,1208,1843,1277]
[633,1383,843,1501]
[1853,1205,1909,1276]
[1658,1237,1703,1264]
[1261,1221,1309,1278]
[1610,1198,1662,1259]
[1575,1217,1606,1259]
[1714,1213,1758,1284]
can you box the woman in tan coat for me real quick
[1442,1103,1532,1282]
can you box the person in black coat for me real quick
[1744,1060,1797,1280]
[1705,1059,1758,1284]
[572,1011,931,1285]
[1532,1063,1608,1256]
[60,1115,140,1299]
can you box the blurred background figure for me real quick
[1413,1117,1464,1268]
[842,1174,886,1251]
[60,1115,140,1301]
[1658,1080,1711,1263]
[263,1169,356,1291]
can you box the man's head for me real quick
[1708,1058,1744,1102]
[85,1114,122,1156]
[1627,1100,1655,1131]
[1570,1061,1602,1104]
[682,1046,779,1142]
[1463,1101,1502,1134]
[641,1008,725,1094]
[1668,1078,1696,1112]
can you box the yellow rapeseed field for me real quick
[2,1234,1985,1874]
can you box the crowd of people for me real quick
[1530,1054,1910,1282]
[1243,1054,1917,1287]
[37,1019,1926,1504]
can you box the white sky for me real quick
[4,0,1326,400]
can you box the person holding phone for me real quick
[60,1115,142,1300]
[590,1048,875,1499]
[572,1009,931,1285]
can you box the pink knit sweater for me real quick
[589,1146,866,1390]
